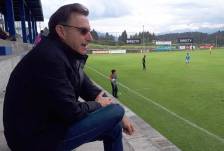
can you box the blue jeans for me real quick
[57,104,125,151]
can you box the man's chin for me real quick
[79,49,88,55]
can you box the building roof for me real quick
[0,0,44,21]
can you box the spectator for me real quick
[3,3,134,151]
[34,30,44,47]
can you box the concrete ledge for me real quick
[0,39,32,55]
[0,55,25,93]
[0,91,10,151]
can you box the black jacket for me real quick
[3,36,102,151]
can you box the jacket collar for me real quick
[48,34,88,63]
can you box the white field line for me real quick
[135,88,151,91]
[86,65,224,144]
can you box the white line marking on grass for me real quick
[135,88,151,91]
[86,65,224,144]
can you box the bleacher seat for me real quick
[0,46,12,55]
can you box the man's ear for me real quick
[55,25,66,40]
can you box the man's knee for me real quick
[107,104,125,121]
[114,122,123,134]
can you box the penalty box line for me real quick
[86,65,224,144]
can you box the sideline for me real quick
[135,88,151,91]
[86,65,224,144]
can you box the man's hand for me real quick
[122,116,135,135]
[96,91,113,107]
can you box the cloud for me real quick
[164,1,224,23]
[167,2,207,10]
[41,0,131,29]
[85,0,131,20]
[150,0,224,33]
[40,0,224,34]
[42,0,132,20]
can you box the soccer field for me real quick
[85,49,224,151]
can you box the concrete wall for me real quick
[0,41,31,151]
[0,39,32,55]
[0,40,31,92]
[0,55,22,93]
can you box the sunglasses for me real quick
[61,24,90,35]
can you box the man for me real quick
[142,55,146,70]
[3,3,134,151]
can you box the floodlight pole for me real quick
[116,32,118,46]
[216,35,218,48]
[142,25,145,52]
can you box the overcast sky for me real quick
[41,0,224,35]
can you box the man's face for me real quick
[60,13,93,55]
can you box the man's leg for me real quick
[102,122,123,151]
[57,104,124,151]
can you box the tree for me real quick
[91,29,99,40]
[97,32,116,45]
[104,32,114,41]
[129,31,155,44]
[118,30,127,43]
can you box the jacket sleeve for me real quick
[80,72,102,102]
[33,53,101,124]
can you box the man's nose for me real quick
[86,32,93,42]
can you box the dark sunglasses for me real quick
[61,24,90,35]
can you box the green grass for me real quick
[84,49,224,151]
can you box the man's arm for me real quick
[122,116,135,135]
[79,72,134,134]
[80,74,113,108]
[34,55,101,124]
[80,72,102,101]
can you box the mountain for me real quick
[156,31,224,46]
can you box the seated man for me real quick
[3,3,134,151]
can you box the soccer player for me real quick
[185,52,190,64]
[142,55,146,70]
